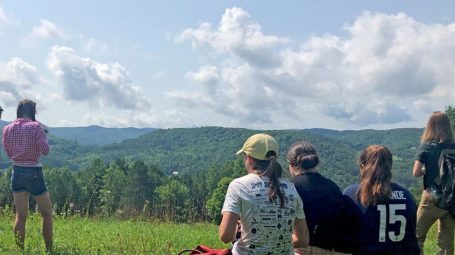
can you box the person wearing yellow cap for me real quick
[219,133,309,254]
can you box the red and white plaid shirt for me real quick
[2,118,50,167]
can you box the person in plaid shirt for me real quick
[2,99,53,252]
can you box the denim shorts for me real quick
[11,165,48,196]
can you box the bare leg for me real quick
[35,192,53,252]
[12,192,29,249]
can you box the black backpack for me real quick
[429,148,455,211]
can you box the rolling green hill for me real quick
[70,126,421,188]
[1,125,423,188]
[306,128,423,187]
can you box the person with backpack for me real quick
[413,111,455,255]
[344,145,420,255]
[2,99,53,252]
[220,133,309,254]
[286,141,361,255]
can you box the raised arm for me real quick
[36,125,50,155]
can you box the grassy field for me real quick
[0,214,229,255]
[0,213,440,255]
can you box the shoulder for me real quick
[418,141,439,151]
[320,174,341,188]
[343,183,359,194]
[27,121,42,129]
[229,174,259,188]
[230,175,250,185]
[343,183,359,199]
[391,183,413,197]
[390,183,416,205]
[3,121,16,130]
[391,182,406,190]
[279,178,296,189]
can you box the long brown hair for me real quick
[356,145,392,207]
[251,151,285,208]
[421,111,454,144]
[286,141,320,171]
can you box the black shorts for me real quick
[11,165,48,196]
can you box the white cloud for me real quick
[184,66,219,95]
[173,9,455,128]
[176,7,288,68]
[0,57,43,106]
[0,6,9,25]
[83,38,108,53]
[22,19,66,47]
[47,46,151,110]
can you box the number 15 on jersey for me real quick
[377,204,406,242]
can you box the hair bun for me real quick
[298,154,319,170]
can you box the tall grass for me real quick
[0,213,228,255]
[0,212,440,255]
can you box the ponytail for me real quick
[262,155,285,208]
[249,151,285,208]
[356,145,392,207]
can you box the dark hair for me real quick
[286,141,319,170]
[421,111,454,144]
[250,151,285,208]
[356,145,392,207]
[17,99,36,121]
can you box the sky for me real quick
[0,1,454,130]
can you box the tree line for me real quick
[0,106,452,222]
[0,157,247,223]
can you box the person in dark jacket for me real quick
[287,141,361,255]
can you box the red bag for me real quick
[178,245,232,255]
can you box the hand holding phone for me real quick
[40,123,49,134]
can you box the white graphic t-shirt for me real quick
[222,173,305,255]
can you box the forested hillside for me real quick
[0,125,424,222]
[306,128,423,187]
[1,126,422,188]
[82,127,359,185]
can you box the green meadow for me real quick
[0,213,439,255]
[0,214,228,255]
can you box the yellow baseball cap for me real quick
[236,133,279,160]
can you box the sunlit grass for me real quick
[0,213,228,255]
[0,212,440,255]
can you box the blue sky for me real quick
[0,1,454,129]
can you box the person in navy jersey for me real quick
[343,145,419,255]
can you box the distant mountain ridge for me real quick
[0,122,423,188]
[0,120,154,145]
[50,125,155,145]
